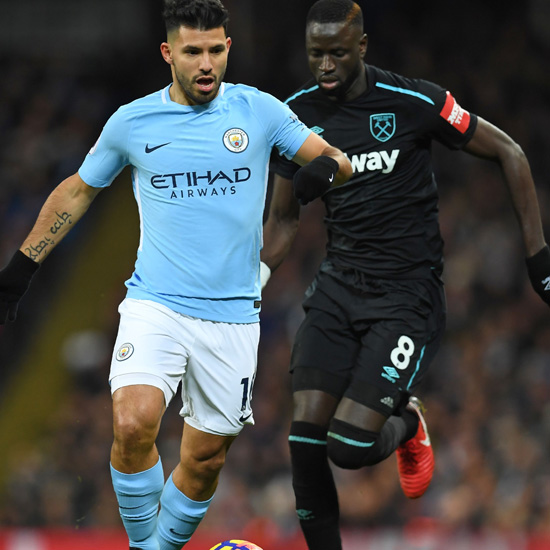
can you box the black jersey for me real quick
[271,64,478,280]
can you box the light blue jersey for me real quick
[79,83,310,323]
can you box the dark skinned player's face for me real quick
[306,21,367,102]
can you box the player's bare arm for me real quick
[293,131,352,187]
[261,174,298,272]
[261,133,350,277]
[20,173,102,263]
[0,173,101,323]
[463,116,546,257]
[463,116,550,305]
[291,132,352,206]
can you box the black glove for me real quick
[0,251,40,324]
[293,155,339,206]
[526,244,550,306]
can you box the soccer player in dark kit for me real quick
[0,1,352,549]
[261,1,550,549]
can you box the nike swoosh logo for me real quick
[145,142,171,153]
[170,528,187,537]
[239,412,253,423]
[329,174,334,183]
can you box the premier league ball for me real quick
[209,540,263,550]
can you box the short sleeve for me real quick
[253,92,311,161]
[78,107,131,188]
[417,80,478,149]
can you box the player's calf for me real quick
[289,421,342,550]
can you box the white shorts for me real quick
[109,298,260,436]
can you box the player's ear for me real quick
[160,42,173,64]
[359,33,368,59]
[226,36,232,52]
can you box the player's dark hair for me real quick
[162,0,229,35]
[306,0,363,30]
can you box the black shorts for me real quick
[290,271,446,417]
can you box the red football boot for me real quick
[396,396,434,499]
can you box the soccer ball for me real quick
[209,540,263,550]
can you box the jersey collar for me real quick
[161,82,226,111]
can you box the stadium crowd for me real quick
[1,0,550,541]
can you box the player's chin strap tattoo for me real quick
[0,250,40,324]
[526,244,550,306]
[293,155,340,206]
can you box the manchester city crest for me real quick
[116,343,134,361]
[370,113,396,142]
[223,128,249,153]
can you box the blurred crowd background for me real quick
[1,0,550,543]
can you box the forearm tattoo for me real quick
[24,211,73,261]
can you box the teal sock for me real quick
[110,457,164,550]
[157,473,213,550]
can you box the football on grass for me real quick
[209,540,263,550]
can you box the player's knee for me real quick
[113,414,157,459]
[112,398,162,455]
[326,419,379,470]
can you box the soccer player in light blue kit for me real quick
[0,1,352,549]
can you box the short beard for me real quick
[318,84,347,101]
[174,70,223,105]
[319,63,363,102]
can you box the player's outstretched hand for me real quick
[293,155,339,206]
[0,251,40,324]
[526,244,550,306]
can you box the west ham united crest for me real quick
[370,113,396,142]
[223,128,249,153]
